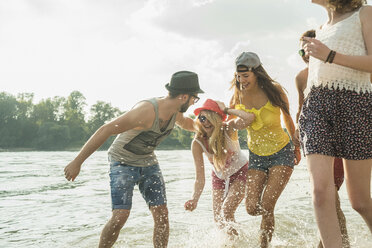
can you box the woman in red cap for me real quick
[184,98,255,236]
[229,51,301,247]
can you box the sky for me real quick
[1,0,371,118]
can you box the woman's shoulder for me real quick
[192,138,204,151]
[360,5,372,21]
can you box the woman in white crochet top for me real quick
[299,0,372,247]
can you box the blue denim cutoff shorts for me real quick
[109,161,167,210]
[248,142,295,173]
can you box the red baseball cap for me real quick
[193,99,227,121]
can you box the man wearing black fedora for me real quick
[64,71,203,248]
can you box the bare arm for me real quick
[176,112,196,132]
[184,140,206,211]
[303,7,372,73]
[295,69,308,124]
[64,102,155,181]
[278,86,301,165]
[215,101,255,136]
[280,91,296,142]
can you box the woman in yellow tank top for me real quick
[229,52,301,247]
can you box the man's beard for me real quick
[179,101,189,113]
[179,95,191,113]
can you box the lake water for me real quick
[0,151,371,248]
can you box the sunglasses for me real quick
[190,94,200,104]
[198,115,207,123]
[298,49,305,57]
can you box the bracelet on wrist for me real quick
[325,50,332,63]
[325,50,336,63]
[328,50,336,63]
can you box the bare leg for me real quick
[150,204,169,248]
[212,189,225,226]
[99,209,130,248]
[259,166,293,248]
[318,189,350,248]
[335,190,349,248]
[245,169,267,216]
[221,179,246,236]
[344,159,372,233]
[307,154,342,248]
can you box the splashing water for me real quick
[0,150,371,248]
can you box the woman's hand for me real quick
[293,129,301,147]
[184,199,198,211]
[303,37,332,62]
[294,148,301,165]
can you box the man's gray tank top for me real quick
[108,98,177,167]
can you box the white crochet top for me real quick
[305,8,372,97]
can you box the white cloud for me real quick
[1,0,371,119]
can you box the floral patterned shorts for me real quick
[299,86,372,160]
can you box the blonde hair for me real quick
[195,110,227,171]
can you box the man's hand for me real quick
[184,199,198,211]
[64,161,82,181]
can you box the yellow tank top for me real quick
[235,101,289,156]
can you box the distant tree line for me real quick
[1,91,251,151]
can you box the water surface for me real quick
[0,151,371,247]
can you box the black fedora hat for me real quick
[165,71,204,94]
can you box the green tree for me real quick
[88,101,122,150]
[0,92,38,148]
[31,97,65,125]
[34,122,71,150]
[0,92,17,127]
[88,101,122,132]
[15,93,38,147]
[16,93,34,120]
[63,91,88,146]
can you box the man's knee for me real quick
[111,209,130,228]
[151,205,169,225]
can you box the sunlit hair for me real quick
[229,65,290,115]
[300,29,316,63]
[300,29,316,41]
[195,110,227,171]
[327,0,366,13]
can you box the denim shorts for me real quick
[248,142,295,173]
[109,161,167,210]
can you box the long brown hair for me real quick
[229,65,290,115]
